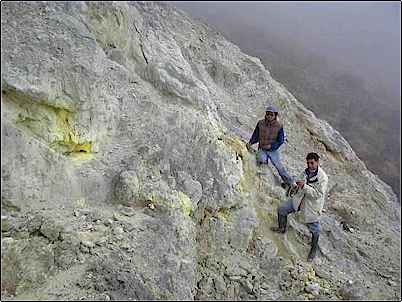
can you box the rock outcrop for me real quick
[1,1,400,300]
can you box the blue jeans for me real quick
[278,199,321,235]
[257,149,293,184]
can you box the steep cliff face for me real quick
[1,1,400,300]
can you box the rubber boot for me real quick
[270,214,287,233]
[307,233,319,262]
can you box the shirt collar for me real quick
[305,167,318,178]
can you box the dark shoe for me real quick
[281,182,289,190]
[307,233,319,262]
[270,214,287,233]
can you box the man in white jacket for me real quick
[270,152,328,262]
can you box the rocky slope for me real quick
[1,1,400,300]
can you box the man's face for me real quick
[265,111,276,122]
[306,159,319,172]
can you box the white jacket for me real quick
[291,166,328,223]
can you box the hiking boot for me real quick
[270,214,287,233]
[307,233,319,262]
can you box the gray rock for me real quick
[113,226,124,235]
[0,1,400,301]
[25,215,44,234]
[1,237,55,295]
[120,209,135,217]
[80,245,90,254]
[213,275,226,293]
[40,219,62,241]
[114,170,140,206]
[104,218,114,227]
[305,282,320,296]
[54,233,80,269]
[338,280,369,300]
[255,237,278,259]
[1,215,14,233]
[228,206,257,251]
[241,279,254,294]
[81,240,95,249]
[177,171,203,205]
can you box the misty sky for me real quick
[170,1,401,106]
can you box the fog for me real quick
[169,1,401,198]
[170,1,400,102]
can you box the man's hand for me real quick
[296,181,305,189]
[266,144,271,150]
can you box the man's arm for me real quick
[269,127,285,151]
[303,176,328,200]
[248,123,259,145]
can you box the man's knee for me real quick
[268,150,280,162]
[270,157,282,168]
[277,206,286,217]
[270,156,288,177]
[278,201,293,216]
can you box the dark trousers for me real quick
[278,199,320,235]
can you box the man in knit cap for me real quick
[246,105,293,187]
